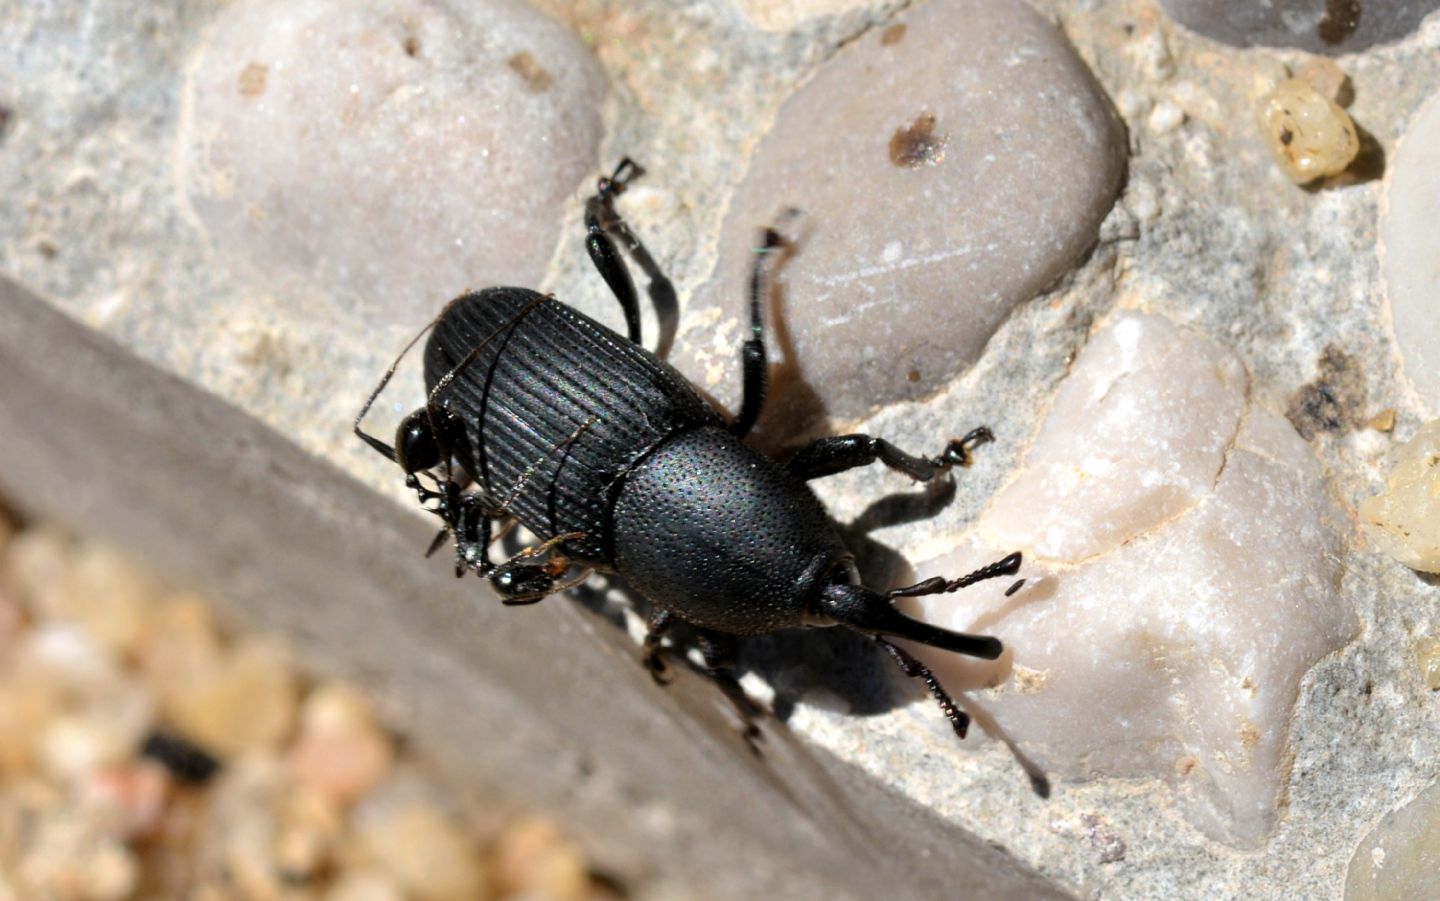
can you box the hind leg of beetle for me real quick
[694,631,764,750]
[872,636,972,739]
[729,225,795,439]
[786,427,995,482]
[584,159,677,349]
[642,609,677,684]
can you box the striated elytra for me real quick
[356,160,1019,740]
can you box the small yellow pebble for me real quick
[491,816,592,901]
[1370,409,1398,433]
[1360,420,1440,573]
[168,639,298,759]
[288,683,394,805]
[356,805,488,901]
[1259,78,1359,184]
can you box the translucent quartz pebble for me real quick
[676,0,1124,423]
[180,0,604,328]
[1157,0,1440,53]
[1359,420,1440,573]
[1258,79,1359,184]
[1381,92,1440,413]
[904,312,1356,845]
[1346,780,1440,900]
[983,313,1247,561]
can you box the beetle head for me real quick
[394,406,462,474]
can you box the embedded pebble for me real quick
[903,312,1355,845]
[137,593,223,710]
[1259,78,1359,184]
[353,804,488,901]
[1359,420,1440,573]
[1157,0,1440,53]
[288,682,395,804]
[1381,91,1440,413]
[167,638,298,760]
[676,0,1124,424]
[1345,780,1440,900]
[181,0,605,327]
[491,816,592,900]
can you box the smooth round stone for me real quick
[676,0,1124,425]
[180,0,604,328]
[1382,90,1440,414]
[1157,0,1440,53]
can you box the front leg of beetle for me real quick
[872,636,972,739]
[488,532,592,605]
[786,426,994,482]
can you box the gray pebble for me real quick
[674,0,1124,428]
[179,0,604,329]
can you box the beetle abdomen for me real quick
[612,425,849,634]
[424,288,722,563]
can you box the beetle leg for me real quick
[695,630,764,750]
[729,227,784,438]
[584,159,678,352]
[642,609,677,684]
[785,426,995,482]
[487,532,588,604]
[354,305,453,462]
[872,636,972,739]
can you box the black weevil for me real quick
[356,160,1020,740]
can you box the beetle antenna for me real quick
[355,313,445,462]
[819,583,1003,659]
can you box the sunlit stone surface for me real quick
[180,0,604,328]
[903,312,1356,845]
[1381,90,1440,414]
[676,0,1124,425]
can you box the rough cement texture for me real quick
[3,0,1440,897]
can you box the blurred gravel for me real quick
[0,504,614,901]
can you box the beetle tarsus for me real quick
[873,636,971,739]
[786,428,996,482]
[887,552,1023,599]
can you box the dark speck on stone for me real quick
[508,51,554,92]
[237,62,267,98]
[1286,345,1366,440]
[142,730,222,784]
[1318,0,1362,44]
[881,23,907,45]
[890,113,946,168]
